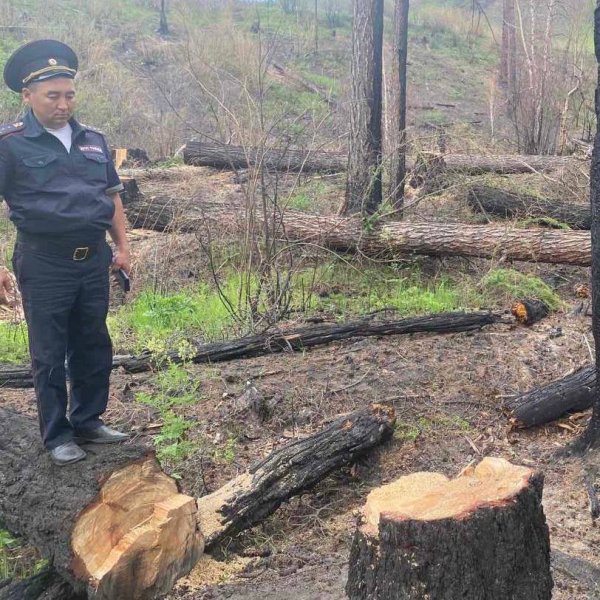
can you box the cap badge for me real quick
[48,58,57,66]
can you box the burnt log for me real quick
[0,408,203,600]
[467,185,591,229]
[121,193,593,266]
[0,312,501,387]
[197,403,396,549]
[504,365,596,428]
[183,140,582,175]
[346,458,552,599]
[0,566,84,600]
[511,298,550,325]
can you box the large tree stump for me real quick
[346,457,552,600]
[0,408,203,600]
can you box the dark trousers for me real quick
[12,239,113,449]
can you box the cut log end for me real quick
[363,458,533,532]
[71,457,203,600]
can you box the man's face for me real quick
[22,77,76,129]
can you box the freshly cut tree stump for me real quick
[347,457,552,600]
[0,408,203,600]
[505,365,596,427]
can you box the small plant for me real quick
[481,269,561,310]
[0,323,29,364]
[136,362,201,466]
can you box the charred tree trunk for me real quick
[467,185,591,229]
[0,408,203,600]
[198,403,396,549]
[121,193,593,266]
[0,566,85,600]
[343,0,384,215]
[391,0,409,213]
[346,458,552,599]
[504,365,596,428]
[579,2,600,449]
[0,312,501,387]
[183,140,347,173]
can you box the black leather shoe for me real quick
[74,425,129,444]
[50,441,86,466]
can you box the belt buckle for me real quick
[73,247,89,261]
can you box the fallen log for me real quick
[0,408,203,600]
[122,193,592,266]
[467,185,591,229]
[0,404,394,598]
[197,403,396,549]
[346,457,552,599]
[0,311,502,387]
[504,365,596,428]
[183,140,582,175]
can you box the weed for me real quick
[480,269,561,310]
[0,323,29,363]
[0,529,47,581]
[214,436,238,464]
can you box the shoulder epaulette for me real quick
[80,123,105,135]
[0,121,25,138]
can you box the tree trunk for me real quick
[467,185,591,229]
[183,139,347,173]
[343,0,384,215]
[505,365,596,428]
[346,458,552,599]
[183,141,583,175]
[392,0,409,213]
[0,408,203,600]
[0,566,85,600]
[500,0,517,90]
[198,403,396,549]
[0,312,501,387]
[579,2,600,449]
[121,193,593,266]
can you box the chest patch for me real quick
[78,145,104,154]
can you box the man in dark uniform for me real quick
[0,40,130,465]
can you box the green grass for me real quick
[480,268,561,310]
[0,323,29,363]
[0,529,47,581]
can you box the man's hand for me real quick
[111,246,131,275]
[0,267,14,306]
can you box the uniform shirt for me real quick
[45,122,72,153]
[0,109,123,242]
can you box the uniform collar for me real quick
[23,109,84,139]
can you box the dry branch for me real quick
[0,312,501,388]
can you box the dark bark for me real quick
[504,365,596,428]
[0,566,84,600]
[0,312,501,387]
[579,3,600,449]
[551,550,600,594]
[391,0,409,213]
[197,403,396,549]
[467,185,591,229]
[347,466,552,600]
[343,0,384,215]
[184,140,347,173]
[0,409,202,600]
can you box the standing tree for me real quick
[500,0,516,91]
[314,0,319,54]
[342,0,384,216]
[391,0,409,214]
[580,1,600,449]
[158,0,169,36]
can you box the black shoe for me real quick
[74,425,129,444]
[50,441,86,466]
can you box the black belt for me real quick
[16,233,104,261]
